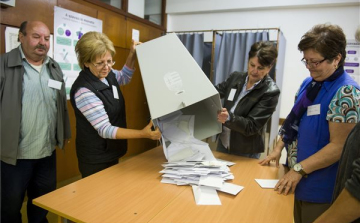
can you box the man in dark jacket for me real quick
[0,21,71,223]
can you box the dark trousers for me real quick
[294,198,331,223]
[78,159,119,178]
[217,139,261,159]
[1,152,56,223]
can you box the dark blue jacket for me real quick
[296,71,359,203]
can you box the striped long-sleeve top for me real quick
[74,66,134,139]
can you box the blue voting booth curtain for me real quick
[176,31,269,83]
[214,31,269,85]
[177,33,204,68]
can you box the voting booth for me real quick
[136,33,222,141]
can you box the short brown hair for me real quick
[75,31,116,70]
[248,41,278,67]
[18,21,28,41]
[298,23,346,66]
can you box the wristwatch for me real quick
[293,163,308,178]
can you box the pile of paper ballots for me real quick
[155,112,244,205]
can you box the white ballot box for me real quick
[136,33,222,141]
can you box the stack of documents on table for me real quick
[157,112,244,205]
[160,160,243,205]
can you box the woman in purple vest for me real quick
[259,24,360,223]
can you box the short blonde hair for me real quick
[75,31,116,70]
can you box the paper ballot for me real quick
[192,185,221,205]
[218,183,244,195]
[255,179,279,189]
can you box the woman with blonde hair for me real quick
[70,32,161,178]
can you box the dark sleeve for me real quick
[0,56,4,98]
[345,158,360,201]
[214,72,237,99]
[225,86,280,136]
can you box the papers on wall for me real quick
[54,6,102,98]
[158,113,244,205]
[345,39,360,85]
[5,27,21,53]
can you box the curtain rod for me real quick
[167,27,280,34]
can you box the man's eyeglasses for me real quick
[93,60,116,69]
[301,58,327,68]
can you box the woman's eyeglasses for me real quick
[93,60,116,69]
[301,58,326,68]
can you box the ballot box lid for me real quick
[136,33,222,140]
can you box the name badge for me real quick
[112,85,119,99]
[307,104,320,116]
[48,79,62,90]
[227,88,237,101]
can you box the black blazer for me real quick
[215,71,280,154]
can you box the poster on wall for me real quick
[54,6,102,97]
[5,27,21,52]
[344,39,360,85]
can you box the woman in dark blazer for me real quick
[216,41,280,159]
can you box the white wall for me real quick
[166,0,358,14]
[166,0,360,118]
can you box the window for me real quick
[98,0,122,9]
[144,0,162,26]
